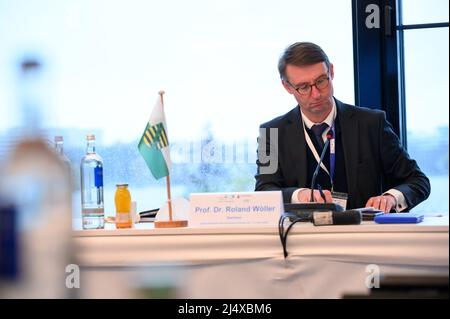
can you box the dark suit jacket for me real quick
[255,98,430,210]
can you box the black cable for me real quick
[281,218,304,257]
[278,214,311,258]
[317,184,327,203]
[278,214,286,248]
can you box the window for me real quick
[398,0,449,213]
[401,0,449,25]
[0,0,354,228]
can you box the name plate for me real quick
[188,191,283,227]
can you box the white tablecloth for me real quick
[73,216,449,298]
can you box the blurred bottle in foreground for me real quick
[0,139,73,298]
[80,134,104,229]
[0,57,73,298]
[0,201,18,282]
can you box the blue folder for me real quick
[374,213,424,224]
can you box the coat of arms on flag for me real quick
[138,94,172,180]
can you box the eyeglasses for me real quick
[289,75,330,96]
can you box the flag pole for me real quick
[154,90,188,228]
[166,174,173,221]
[159,90,174,222]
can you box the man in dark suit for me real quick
[255,42,430,212]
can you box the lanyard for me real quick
[302,122,336,191]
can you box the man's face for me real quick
[282,62,334,121]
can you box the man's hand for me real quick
[297,188,333,203]
[365,194,397,213]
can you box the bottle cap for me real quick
[116,183,129,187]
[54,136,63,142]
[86,134,95,140]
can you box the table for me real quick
[73,216,449,298]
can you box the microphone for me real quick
[312,209,362,226]
[310,131,333,202]
[283,131,340,221]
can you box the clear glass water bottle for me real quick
[80,134,104,229]
[54,135,66,156]
[54,136,72,172]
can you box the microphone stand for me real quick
[280,133,343,257]
[284,133,341,218]
[310,137,331,202]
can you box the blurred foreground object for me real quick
[19,58,43,134]
[0,138,73,298]
[0,203,18,280]
[344,275,449,299]
[0,56,73,298]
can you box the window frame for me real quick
[352,0,450,148]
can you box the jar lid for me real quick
[116,183,129,187]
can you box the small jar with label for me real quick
[115,183,132,229]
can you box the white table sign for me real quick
[188,191,283,227]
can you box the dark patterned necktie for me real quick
[310,123,329,150]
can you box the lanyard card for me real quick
[331,191,348,210]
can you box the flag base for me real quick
[154,220,188,228]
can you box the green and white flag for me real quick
[138,95,172,179]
